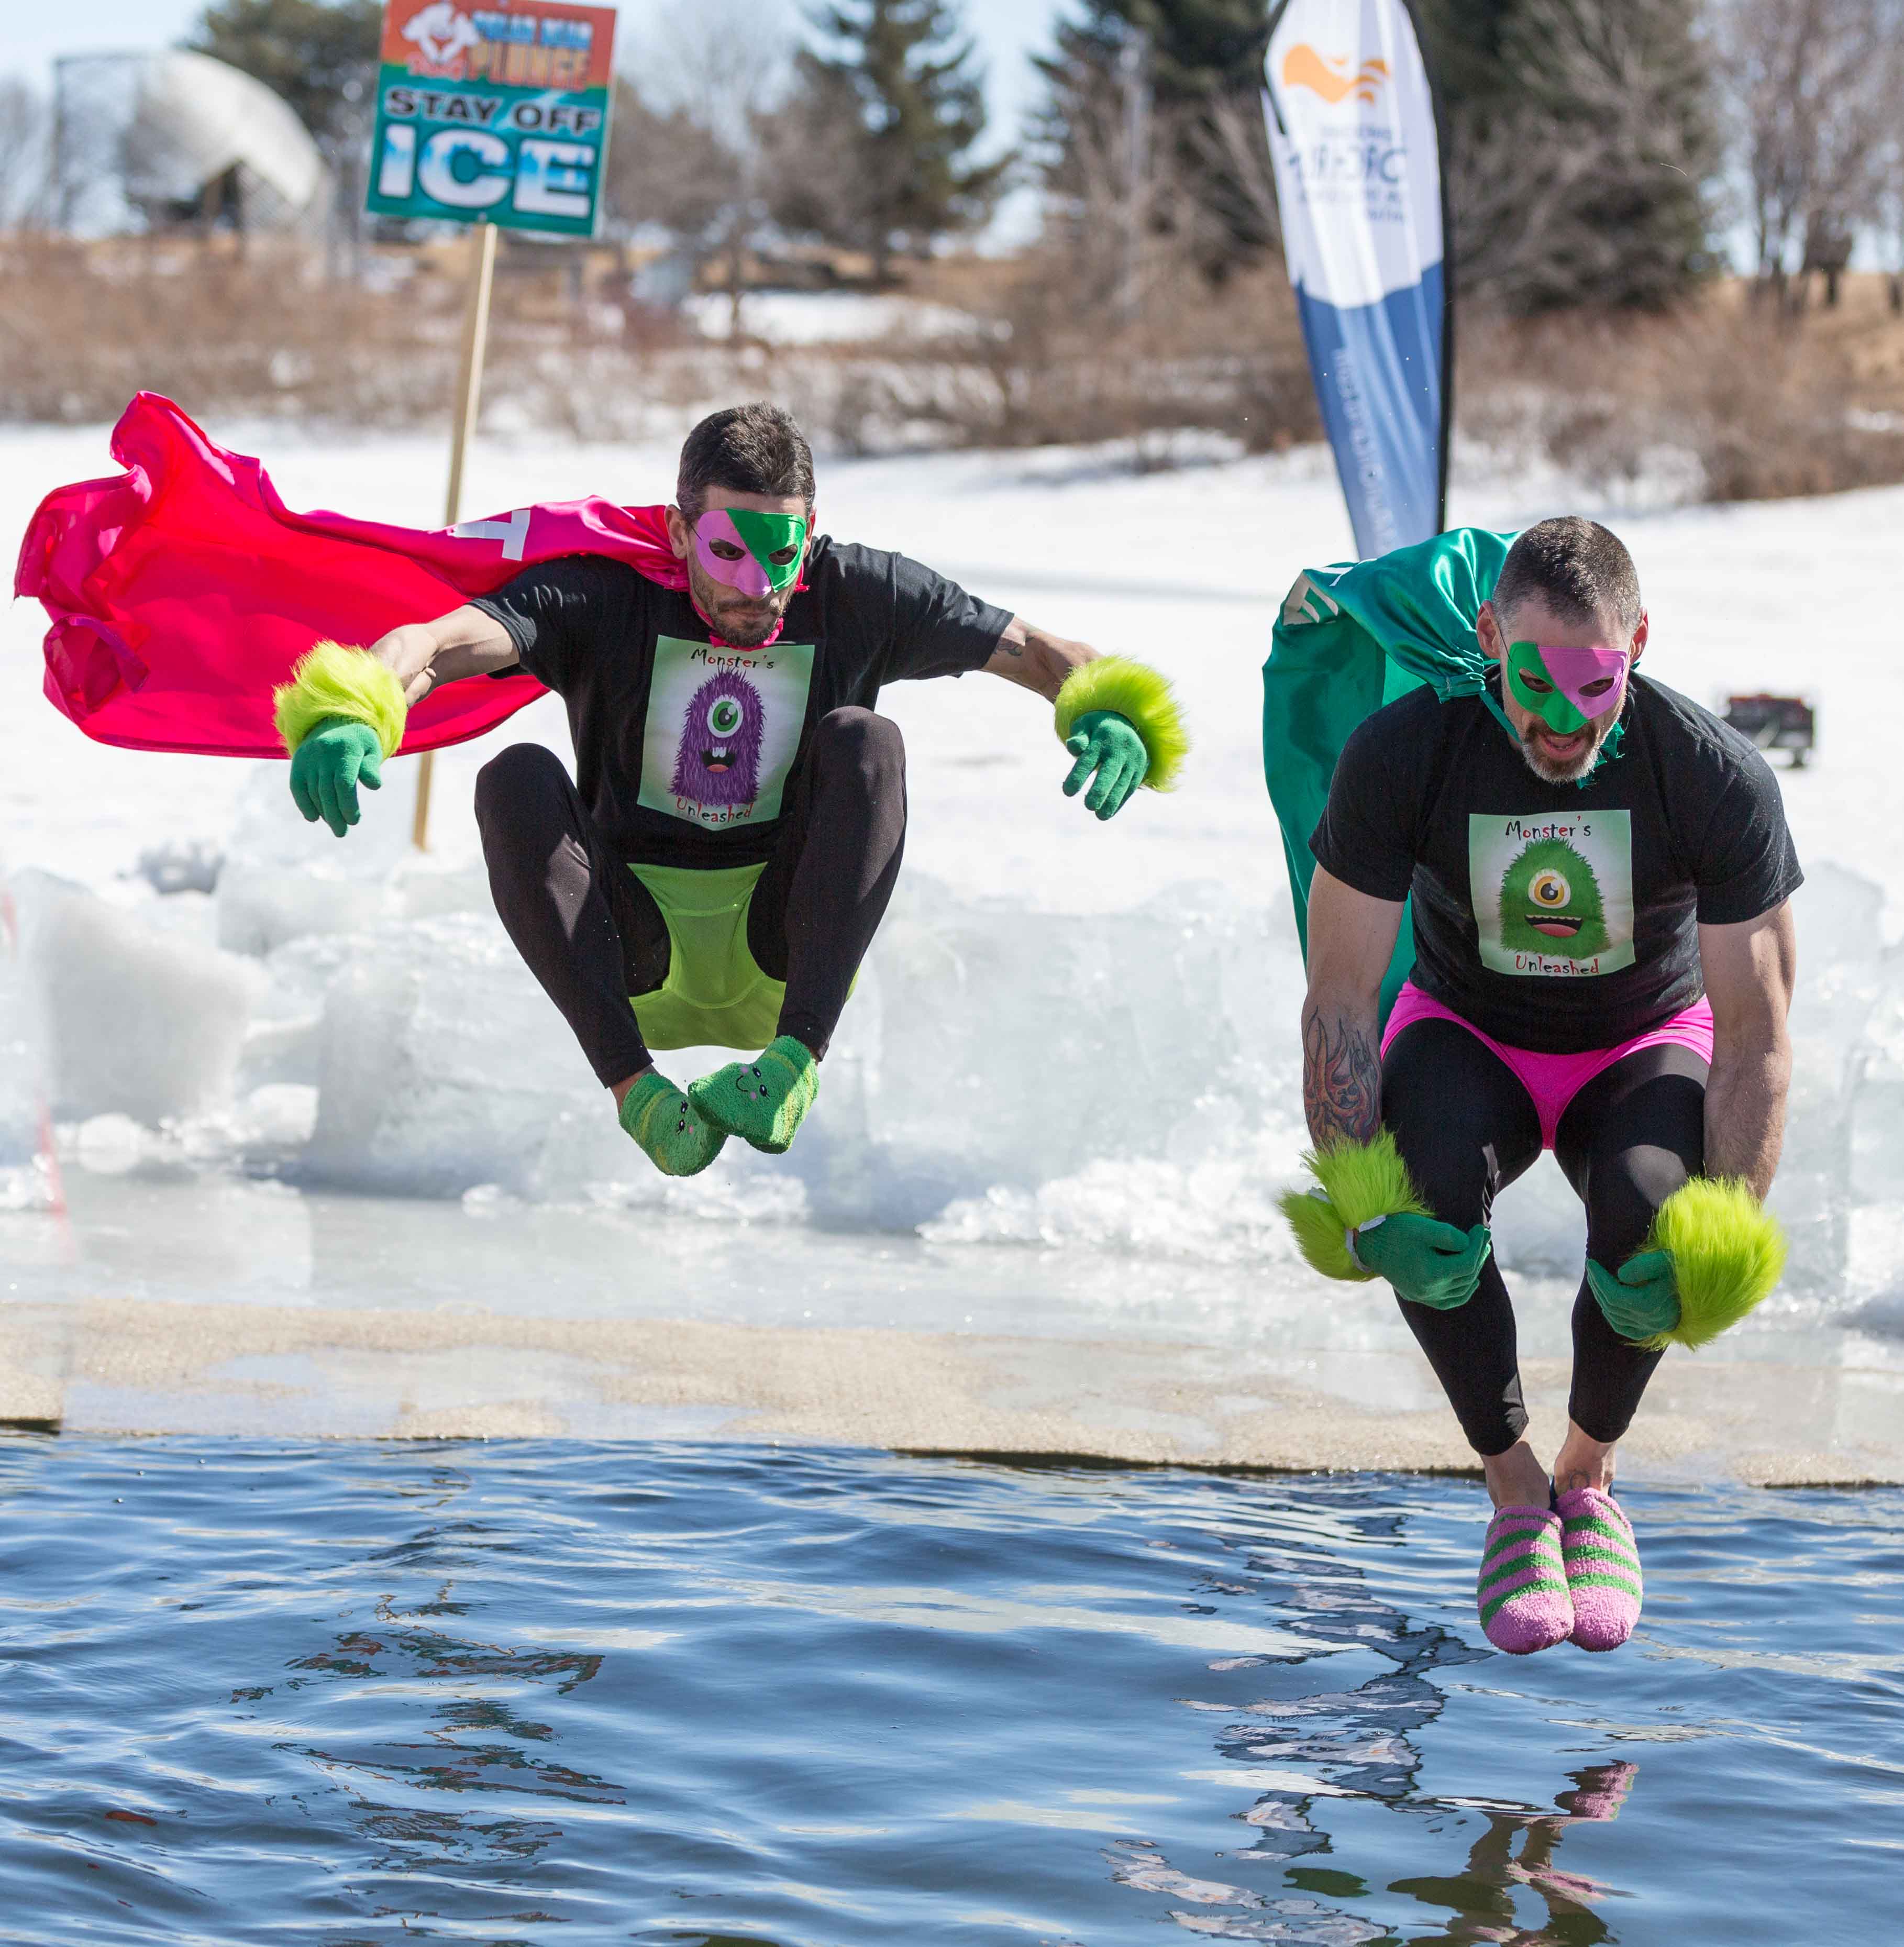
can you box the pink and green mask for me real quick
[1506,640,1630,734]
[692,508,809,599]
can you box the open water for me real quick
[0,1439,1897,1945]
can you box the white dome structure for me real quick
[53,49,329,233]
[124,51,327,222]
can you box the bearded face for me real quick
[671,502,811,647]
[1482,599,1642,786]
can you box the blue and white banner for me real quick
[1264,0,1449,558]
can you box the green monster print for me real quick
[1497,836,1610,963]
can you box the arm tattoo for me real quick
[1302,1007,1381,1147]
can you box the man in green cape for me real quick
[1268,518,1799,1656]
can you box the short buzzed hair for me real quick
[1493,516,1643,640]
[676,403,815,522]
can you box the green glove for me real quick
[689,1035,818,1154]
[1586,1251,1680,1344]
[289,717,384,837]
[619,1069,727,1177]
[1351,1212,1492,1310]
[1061,710,1150,820]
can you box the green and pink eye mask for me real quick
[692,508,808,599]
[1506,640,1631,734]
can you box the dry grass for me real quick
[885,252,1323,456]
[1459,279,1904,504]
[5,233,1903,506]
[1,236,449,426]
[0,231,1325,461]
[0,234,705,435]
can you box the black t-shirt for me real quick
[472,536,1011,867]
[1310,671,1803,1052]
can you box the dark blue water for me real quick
[0,1440,1897,1945]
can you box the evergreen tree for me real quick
[1072,0,1270,104]
[1430,0,1718,311]
[1538,0,1714,307]
[1411,0,1519,111]
[1037,0,1715,306]
[792,0,1011,276]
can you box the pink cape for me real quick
[13,393,686,758]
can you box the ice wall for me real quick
[11,869,261,1126]
[0,872,40,1199]
[9,766,1903,1317]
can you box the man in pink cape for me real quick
[18,395,1189,1179]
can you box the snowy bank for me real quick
[4,424,1904,1467]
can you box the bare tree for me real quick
[1196,88,1281,263]
[0,77,50,231]
[1036,34,1253,324]
[1876,68,1904,313]
[756,40,884,274]
[606,0,796,329]
[603,81,746,256]
[1035,35,1153,317]
[1710,0,1900,301]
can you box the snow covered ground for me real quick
[681,291,997,345]
[4,418,1902,1464]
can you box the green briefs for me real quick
[626,861,787,1052]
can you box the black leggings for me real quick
[474,707,907,1084]
[1380,1019,1708,1456]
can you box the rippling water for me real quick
[0,1440,1897,1944]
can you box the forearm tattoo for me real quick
[1302,1007,1381,1147]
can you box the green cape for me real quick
[1260,527,1516,1024]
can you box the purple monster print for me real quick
[671,667,766,809]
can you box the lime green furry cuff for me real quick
[1277,1130,1428,1281]
[1053,656,1189,792]
[273,639,408,758]
[1641,1177,1788,1350]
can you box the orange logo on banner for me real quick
[1282,46,1390,105]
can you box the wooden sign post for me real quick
[366,0,620,849]
[413,216,499,851]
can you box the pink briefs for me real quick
[1380,980,1715,1151]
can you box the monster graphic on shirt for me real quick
[1499,835,1611,961]
[1469,811,1635,977]
[671,669,766,807]
[639,634,816,830]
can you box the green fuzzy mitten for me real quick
[1585,1251,1679,1344]
[1352,1212,1493,1310]
[688,1035,819,1155]
[1061,711,1150,820]
[1278,1131,1492,1309]
[1279,1130,1427,1280]
[1051,656,1190,813]
[290,718,385,837]
[619,1069,728,1177]
[1587,1178,1787,1350]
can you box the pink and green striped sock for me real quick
[1557,1486,1643,1652]
[1476,1504,1574,1654]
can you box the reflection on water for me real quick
[0,1441,1895,1945]
[1382,1765,1635,1946]
[1090,1488,1645,1944]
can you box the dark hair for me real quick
[676,402,816,521]
[1492,516,1643,639]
